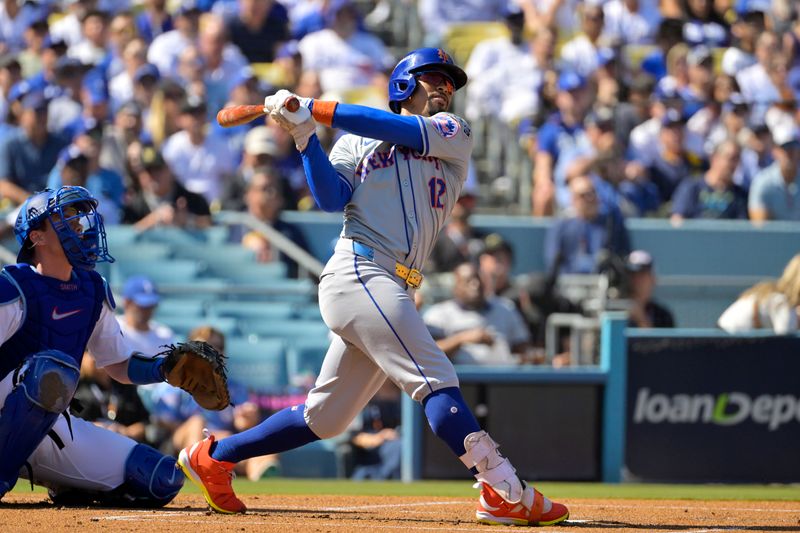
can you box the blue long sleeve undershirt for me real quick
[300,102,427,212]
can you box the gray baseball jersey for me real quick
[304,111,474,438]
[330,112,473,269]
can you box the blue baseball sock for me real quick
[210,405,319,463]
[423,387,481,457]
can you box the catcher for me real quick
[0,186,230,507]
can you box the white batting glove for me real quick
[269,108,316,152]
[263,90,311,114]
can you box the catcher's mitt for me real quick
[159,341,231,410]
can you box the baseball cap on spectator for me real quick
[625,250,654,273]
[139,144,168,170]
[661,107,685,127]
[29,14,49,32]
[653,77,680,102]
[686,46,712,68]
[325,0,359,26]
[118,99,142,118]
[175,0,202,16]
[57,144,89,169]
[735,0,771,15]
[244,126,280,157]
[722,93,748,114]
[0,54,20,71]
[43,35,68,51]
[586,106,615,130]
[557,71,586,92]
[481,233,514,259]
[123,275,160,307]
[55,56,89,77]
[180,96,206,115]
[20,91,49,111]
[75,116,104,140]
[134,63,160,84]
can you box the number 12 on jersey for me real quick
[428,177,446,209]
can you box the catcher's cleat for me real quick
[475,481,569,527]
[178,432,246,514]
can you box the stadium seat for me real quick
[287,339,329,386]
[110,242,173,264]
[278,439,343,478]
[238,318,330,341]
[111,259,205,286]
[296,303,323,321]
[105,225,139,246]
[154,298,208,319]
[208,300,296,321]
[136,226,211,246]
[160,315,238,340]
[250,62,291,88]
[225,338,288,393]
[204,261,288,283]
[442,22,510,66]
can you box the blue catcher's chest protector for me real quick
[0,265,109,380]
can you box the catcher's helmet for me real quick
[15,186,114,269]
[388,48,467,113]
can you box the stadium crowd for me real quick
[1,0,799,359]
[1,0,798,227]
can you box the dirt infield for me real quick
[2,492,798,532]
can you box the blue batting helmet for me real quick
[14,186,114,269]
[388,48,467,113]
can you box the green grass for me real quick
[14,479,800,502]
[204,479,799,501]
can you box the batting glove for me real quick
[269,108,316,152]
[263,90,311,114]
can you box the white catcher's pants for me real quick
[0,367,136,493]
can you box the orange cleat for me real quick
[177,433,246,514]
[476,481,569,527]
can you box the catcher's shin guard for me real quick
[118,444,184,506]
[0,350,79,497]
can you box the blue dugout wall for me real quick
[401,315,800,484]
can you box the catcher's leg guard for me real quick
[0,350,79,497]
[117,444,184,506]
[48,444,184,508]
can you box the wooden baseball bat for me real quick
[216,96,300,128]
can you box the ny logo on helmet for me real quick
[437,49,451,63]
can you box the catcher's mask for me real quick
[15,186,115,269]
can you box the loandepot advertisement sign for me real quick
[633,389,800,431]
[625,336,800,483]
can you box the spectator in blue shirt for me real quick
[646,108,697,203]
[136,0,174,43]
[0,91,69,205]
[545,174,631,276]
[532,71,591,216]
[749,121,800,221]
[671,139,748,221]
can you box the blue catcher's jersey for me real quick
[0,265,109,380]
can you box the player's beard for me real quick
[425,95,449,116]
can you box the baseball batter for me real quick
[0,186,185,506]
[179,48,569,527]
